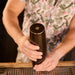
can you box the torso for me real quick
[22,0,75,51]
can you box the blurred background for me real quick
[0,0,75,62]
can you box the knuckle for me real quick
[33,55,37,59]
[25,41,33,48]
[30,46,33,49]
[30,53,37,59]
[33,52,39,57]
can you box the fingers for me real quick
[18,36,43,61]
[45,61,58,71]
[34,60,51,71]
[25,40,40,50]
[34,63,55,71]
[34,59,56,71]
[46,65,56,71]
[34,58,51,68]
[23,46,42,56]
[21,49,37,61]
[20,46,42,61]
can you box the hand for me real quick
[34,51,60,71]
[17,36,43,61]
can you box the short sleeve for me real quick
[20,0,26,4]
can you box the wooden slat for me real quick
[72,67,75,75]
[0,61,75,68]
[57,61,75,66]
[0,62,33,68]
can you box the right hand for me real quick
[17,36,43,61]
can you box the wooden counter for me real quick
[0,61,75,68]
[0,61,75,75]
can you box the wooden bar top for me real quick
[0,61,75,68]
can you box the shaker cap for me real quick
[30,23,45,34]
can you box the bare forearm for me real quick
[3,11,24,44]
[54,29,75,60]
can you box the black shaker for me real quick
[30,23,47,66]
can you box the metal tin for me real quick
[30,23,47,66]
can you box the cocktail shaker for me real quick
[30,23,47,66]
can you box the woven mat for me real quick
[0,66,75,75]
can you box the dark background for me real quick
[0,0,75,62]
[0,0,24,62]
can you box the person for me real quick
[2,0,75,71]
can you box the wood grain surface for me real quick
[0,61,75,68]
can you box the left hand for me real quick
[33,51,60,71]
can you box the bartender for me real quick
[2,0,75,71]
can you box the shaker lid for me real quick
[30,23,45,34]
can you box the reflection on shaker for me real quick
[30,23,47,66]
